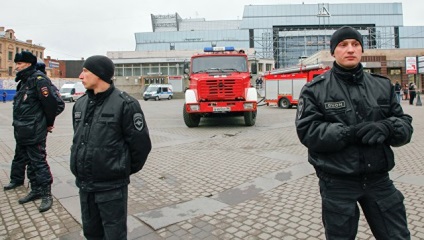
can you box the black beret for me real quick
[330,26,364,55]
[14,51,37,65]
[83,55,115,83]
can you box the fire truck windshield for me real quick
[192,56,247,73]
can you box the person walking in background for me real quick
[409,82,416,105]
[71,55,152,239]
[394,81,401,103]
[296,26,413,239]
[403,83,409,100]
[4,51,59,213]
[2,91,6,103]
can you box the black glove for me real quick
[356,120,394,145]
[347,122,369,143]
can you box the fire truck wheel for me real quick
[278,98,291,109]
[183,105,200,127]
[244,111,257,126]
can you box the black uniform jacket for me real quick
[296,64,413,177]
[13,66,58,145]
[70,86,152,192]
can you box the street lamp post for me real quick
[416,55,423,106]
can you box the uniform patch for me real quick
[297,98,304,119]
[133,113,144,131]
[74,112,82,119]
[324,101,346,110]
[41,86,49,97]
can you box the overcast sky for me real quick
[2,0,423,60]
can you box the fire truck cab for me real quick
[263,64,329,109]
[183,47,257,127]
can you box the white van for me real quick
[60,82,86,102]
[143,84,173,101]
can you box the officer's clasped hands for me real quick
[356,120,393,145]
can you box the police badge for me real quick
[297,98,304,120]
[41,86,49,97]
[133,113,144,131]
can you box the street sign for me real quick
[418,56,424,74]
[406,57,417,74]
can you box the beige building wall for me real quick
[0,27,45,78]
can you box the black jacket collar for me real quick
[332,61,364,84]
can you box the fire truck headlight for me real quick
[243,103,254,110]
[189,104,200,111]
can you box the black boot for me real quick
[39,186,53,213]
[4,182,23,191]
[18,188,41,204]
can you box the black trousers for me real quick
[10,142,52,188]
[80,186,128,240]
[409,92,416,105]
[319,175,410,240]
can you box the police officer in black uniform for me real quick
[296,26,413,239]
[4,51,58,213]
[71,55,152,239]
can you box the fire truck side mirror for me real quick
[184,68,189,74]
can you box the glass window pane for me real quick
[134,67,141,76]
[124,68,132,76]
[116,68,123,76]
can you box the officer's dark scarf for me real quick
[15,65,37,91]
[332,61,364,84]
[15,65,36,83]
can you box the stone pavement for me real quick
[0,98,423,240]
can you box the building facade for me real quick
[132,2,424,68]
[0,26,45,77]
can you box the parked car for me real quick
[143,84,173,101]
[60,82,85,102]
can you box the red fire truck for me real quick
[263,64,329,108]
[183,47,257,127]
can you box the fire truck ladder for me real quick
[267,64,326,75]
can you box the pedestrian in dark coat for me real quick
[296,26,412,239]
[409,82,416,105]
[71,55,152,239]
[4,51,59,213]
[394,81,401,103]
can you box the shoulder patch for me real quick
[40,86,49,97]
[133,113,144,131]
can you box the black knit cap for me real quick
[83,55,114,83]
[330,26,364,55]
[14,51,37,65]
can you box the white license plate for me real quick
[213,107,231,112]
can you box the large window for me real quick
[192,56,248,73]
[124,65,132,76]
[115,64,123,76]
[8,51,13,61]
